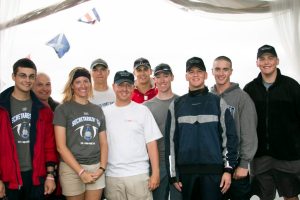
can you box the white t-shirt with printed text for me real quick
[90,87,115,108]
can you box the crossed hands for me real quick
[79,169,104,184]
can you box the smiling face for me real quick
[256,53,279,77]
[212,59,232,87]
[71,76,91,100]
[113,81,134,106]
[154,72,173,94]
[12,67,36,94]
[186,66,207,91]
[133,66,152,86]
[32,73,51,102]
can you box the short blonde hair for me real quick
[62,67,93,103]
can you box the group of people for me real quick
[0,44,299,200]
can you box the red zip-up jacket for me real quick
[0,87,58,189]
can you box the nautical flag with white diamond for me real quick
[46,33,70,58]
[78,8,100,24]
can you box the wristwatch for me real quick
[99,166,106,172]
[47,170,56,177]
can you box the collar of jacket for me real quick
[0,86,45,113]
[188,86,208,97]
[255,68,282,89]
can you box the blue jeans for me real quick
[153,165,182,200]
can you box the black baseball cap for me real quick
[257,45,277,58]
[90,58,108,69]
[186,57,206,72]
[133,57,151,69]
[154,63,172,76]
[114,70,134,85]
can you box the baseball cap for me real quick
[186,57,206,72]
[134,57,151,69]
[154,63,172,76]
[257,45,277,58]
[114,70,134,85]
[90,58,108,69]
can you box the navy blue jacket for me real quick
[165,87,238,182]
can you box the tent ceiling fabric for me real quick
[0,0,90,31]
[167,0,271,13]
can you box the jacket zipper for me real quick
[10,127,21,190]
[265,90,270,150]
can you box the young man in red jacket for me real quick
[131,57,158,103]
[0,58,58,200]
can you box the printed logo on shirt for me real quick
[71,116,100,145]
[192,102,202,106]
[72,116,100,127]
[76,124,98,145]
[228,105,235,117]
[98,101,114,108]
[12,111,31,144]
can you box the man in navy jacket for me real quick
[165,57,238,200]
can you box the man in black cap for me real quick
[103,70,162,199]
[144,63,182,200]
[132,57,157,103]
[165,57,238,200]
[244,45,300,200]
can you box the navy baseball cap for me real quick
[186,57,206,72]
[154,63,172,76]
[114,70,134,85]
[257,45,277,58]
[133,57,151,69]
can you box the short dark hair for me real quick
[214,56,232,68]
[13,58,37,75]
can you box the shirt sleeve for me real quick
[143,106,162,143]
[53,104,67,127]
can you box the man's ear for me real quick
[12,73,16,81]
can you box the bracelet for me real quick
[46,176,55,181]
[78,168,85,176]
[99,166,106,172]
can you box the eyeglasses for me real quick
[16,73,36,80]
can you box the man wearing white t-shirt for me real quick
[90,58,115,108]
[103,70,162,200]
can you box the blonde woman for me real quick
[54,67,108,200]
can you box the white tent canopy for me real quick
[0,0,299,101]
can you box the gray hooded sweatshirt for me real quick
[211,82,258,169]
